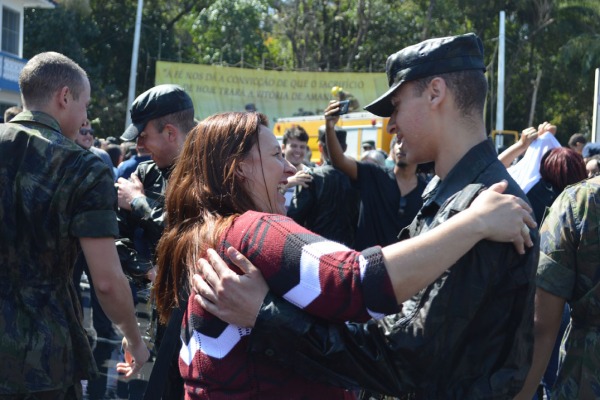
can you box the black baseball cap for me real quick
[365,33,486,117]
[121,84,194,141]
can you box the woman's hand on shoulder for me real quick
[469,181,536,254]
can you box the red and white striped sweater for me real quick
[179,211,399,399]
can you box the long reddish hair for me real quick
[154,112,268,323]
[540,147,586,193]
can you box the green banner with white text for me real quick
[155,61,387,122]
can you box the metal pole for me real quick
[528,69,542,127]
[593,68,599,143]
[495,10,505,131]
[495,11,505,150]
[125,0,143,129]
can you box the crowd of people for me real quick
[1,32,598,400]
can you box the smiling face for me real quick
[240,126,296,215]
[136,119,174,168]
[74,119,94,149]
[386,81,437,165]
[282,137,308,168]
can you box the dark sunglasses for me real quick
[79,129,94,136]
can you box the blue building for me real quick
[0,0,54,118]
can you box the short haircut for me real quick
[318,126,347,152]
[361,149,386,167]
[106,144,122,168]
[154,108,197,137]
[3,106,22,122]
[413,70,488,117]
[283,125,308,145]
[568,133,587,147]
[19,52,87,109]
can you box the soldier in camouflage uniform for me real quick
[0,52,148,399]
[516,176,600,399]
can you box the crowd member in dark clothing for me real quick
[567,132,587,155]
[115,84,196,287]
[526,147,587,224]
[106,143,123,178]
[323,108,426,250]
[117,143,151,179]
[287,126,360,247]
[582,142,600,162]
[115,84,196,398]
[194,33,539,399]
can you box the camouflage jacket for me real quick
[0,111,118,394]
[248,139,539,399]
[537,176,600,399]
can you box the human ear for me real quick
[235,161,249,181]
[428,78,446,107]
[164,124,177,142]
[58,86,70,107]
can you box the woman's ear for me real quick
[235,162,248,181]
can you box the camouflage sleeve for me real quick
[70,156,119,238]
[536,188,578,300]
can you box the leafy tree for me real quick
[183,0,271,67]
[22,0,600,138]
[24,0,210,137]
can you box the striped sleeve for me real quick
[223,211,400,323]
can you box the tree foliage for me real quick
[23,0,600,140]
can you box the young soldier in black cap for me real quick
[114,84,196,397]
[192,33,539,399]
[115,84,196,283]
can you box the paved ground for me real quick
[80,279,155,400]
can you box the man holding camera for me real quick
[324,99,427,250]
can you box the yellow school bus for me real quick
[274,112,392,163]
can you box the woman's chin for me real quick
[274,202,287,215]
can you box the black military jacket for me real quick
[116,160,170,284]
[248,139,539,399]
